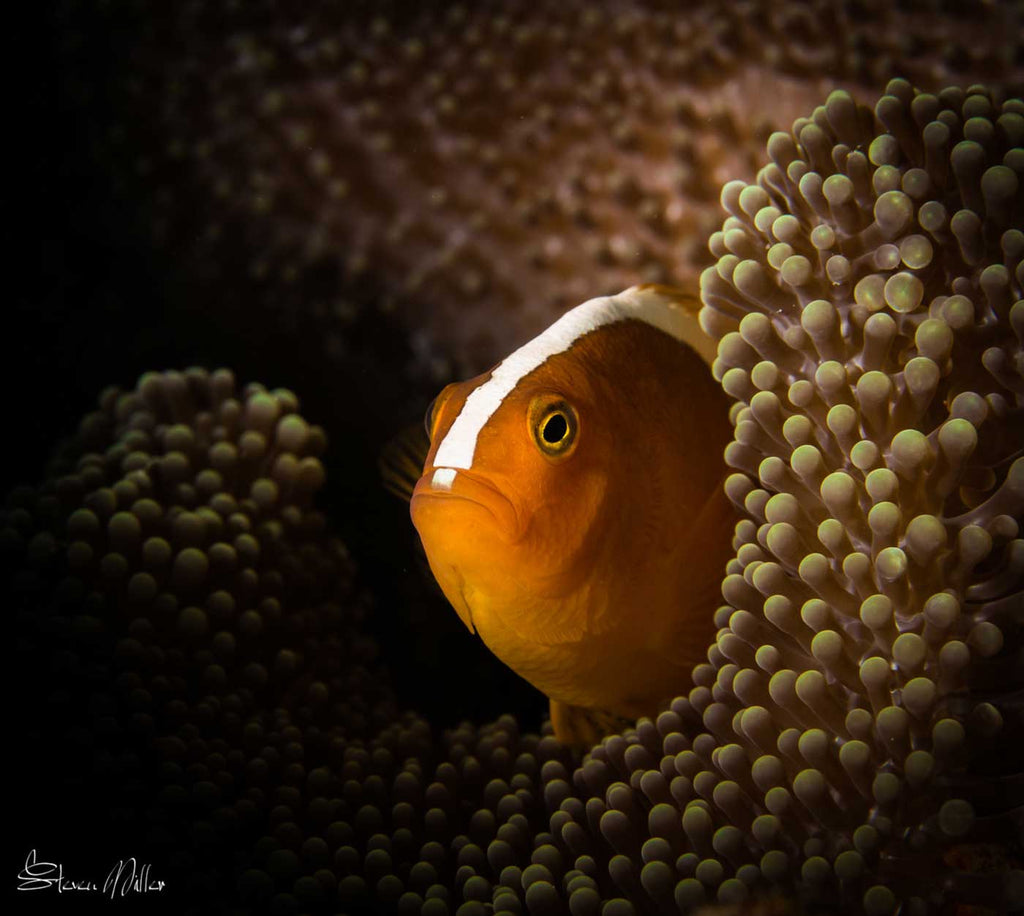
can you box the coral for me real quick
[52,1,1024,381]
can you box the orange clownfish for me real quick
[385,285,734,747]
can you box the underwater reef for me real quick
[9,69,1023,915]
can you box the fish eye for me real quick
[542,413,568,444]
[528,397,578,459]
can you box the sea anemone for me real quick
[7,365,384,716]
[666,78,1022,912]
[4,369,398,898]
[52,1,1024,381]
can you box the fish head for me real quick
[409,285,731,668]
[410,361,612,636]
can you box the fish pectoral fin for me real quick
[379,422,431,502]
[550,699,634,749]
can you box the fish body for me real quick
[402,285,734,745]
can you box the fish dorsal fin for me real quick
[379,423,431,502]
[633,283,717,368]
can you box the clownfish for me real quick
[383,285,734,747]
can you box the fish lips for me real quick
[411,467,522,543]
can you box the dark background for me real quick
[9,4,545,909]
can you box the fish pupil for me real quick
[542,413,568,443]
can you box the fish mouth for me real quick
[412,466,521,541]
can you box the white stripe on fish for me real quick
[432,286,695,472]
[431,467,457,490]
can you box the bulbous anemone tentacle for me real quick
[689,78,1024,912]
